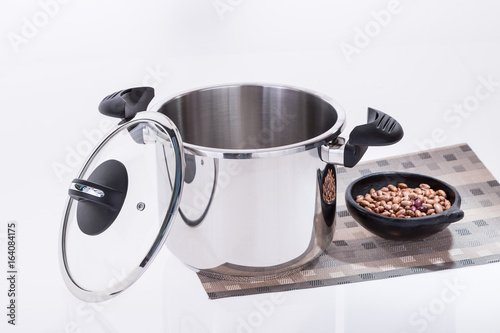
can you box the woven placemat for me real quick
[197,144,500,299]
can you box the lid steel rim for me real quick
[59,112,185,302]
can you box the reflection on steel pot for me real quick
[59,84,404,302]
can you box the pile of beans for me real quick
[355,183,451,218]
[322,169,336,203]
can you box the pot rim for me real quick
[149,82,347,159]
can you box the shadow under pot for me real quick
[59,84,404,302]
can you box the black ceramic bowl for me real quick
[345,172,464,240]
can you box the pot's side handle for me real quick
[321,108,404,167]
[98,87,155,120]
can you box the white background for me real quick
[2,0,500,332]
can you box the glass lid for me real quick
[59,112,184,302]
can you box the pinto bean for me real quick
[356,182,452,218]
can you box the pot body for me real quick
[152,84,344,279]
[162,150,338,279]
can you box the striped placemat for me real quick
[197,144,500,299]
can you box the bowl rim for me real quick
[345,171,463,225]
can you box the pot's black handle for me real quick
[344,108,404,167]
[98,87,155,120]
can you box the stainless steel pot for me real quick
[60,84,403,301]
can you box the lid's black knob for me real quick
[68,159,128,236]
[98,87,155,120]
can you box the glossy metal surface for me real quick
[320,137,347,165]
[164,150,337,279]
[153,84,344,278]
[70,182,105,198]
[152,83,346,159]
